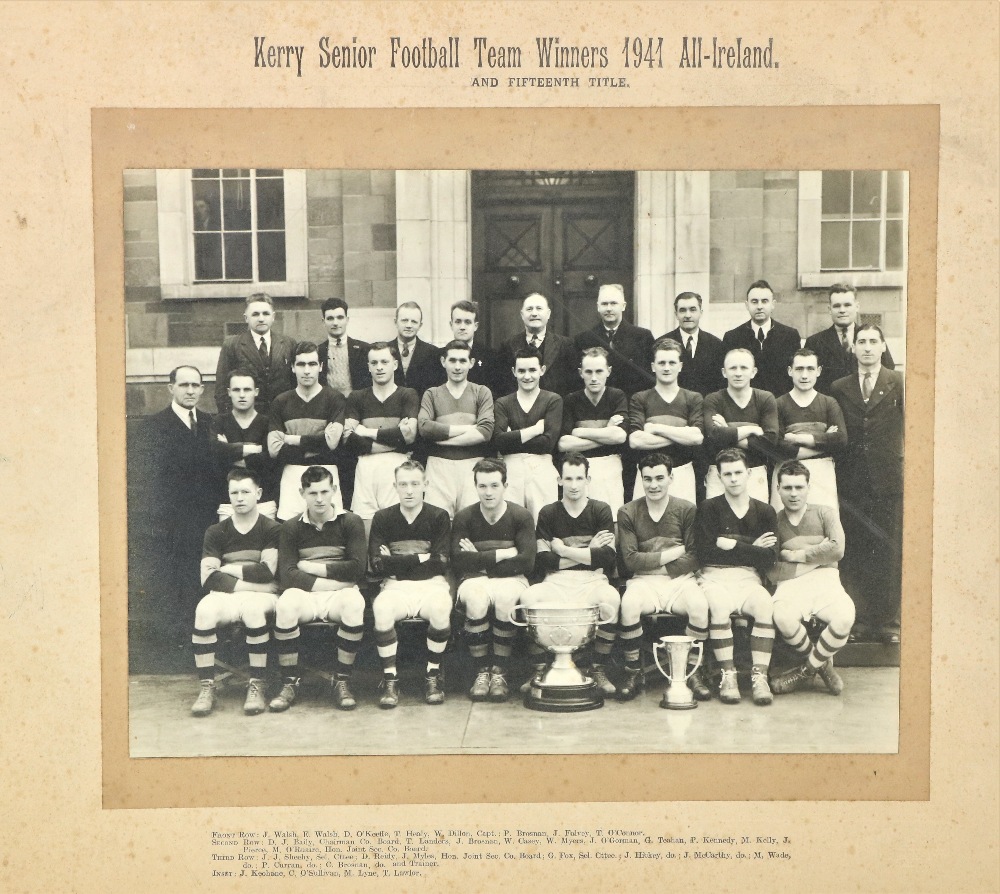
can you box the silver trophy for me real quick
[510,601,617,712]
[653,635,704,710]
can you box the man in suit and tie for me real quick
[214,293,297,416]
[805,284,896,395]
[448,299,505,395]
[499,292,576,397]
[390,300,445,398]
[721,280,802,396]
[662,291,726,397]
[574,283,655,398]
[830,324,904,645]
[316,298,372,397]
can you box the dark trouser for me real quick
[840,486,902,634]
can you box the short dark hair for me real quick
[227,367,258,388]
[227,466,260,488]
[746,280,773,297]
[777,460,811,484]
[441,339,473,358]
[559,452,590,477]
[828,283,856,301]
[853,323,886,344]
[245,292,274,308]
[673,291,703,309]
[579,346,610,365]
[637,452,674,474]
[790,348,819,364]
[450,299,479,319]
[395,301,423,321]
[473,457,507,485]
[512,346,543,366]
[300,465,335,489]
[293,341,320,362]
[522,291,550,309]
[715,447,748,472]
[168,365,202,384]
[321,297,349,316]
[367,340,395,360]
[652,337,684,360]
[394,459,426,479]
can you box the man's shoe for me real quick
[469,670,491,701]
[688,663,712,701]
[268,679,299,712]
[816,659,844,695]
[770,663,811,695]
[519,664,547,694]
[617,666,644,702]
[424,673,445,705]
[191,680,216,717]
[591,664,617,697]
[487,668,510,703]
[750,667,773,706]
[332,678,357,711]
[378,678,399,709]
[718,668,741,704]
[243,678,267,715]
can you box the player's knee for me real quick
[341,590,366,627]
[685,592,710,628]
[274,591,303,627]
[372,598,395,631]
[427,594,453,628]
[771,601,799,636]
[619,588,644,625]
[193,596,220,629]
[827,598,856,635]
[458,585,489,620]
[747,591,773,624]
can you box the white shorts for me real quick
[772,567,852,621]
[634,460,696,505]
[217,500,277,523]
[705,464,769,502]
[770,455,839,514]
[277,464,342,521]
[522,569,620,619]
[375,576,452,619]
[699,566,771,618]
[586,454,626,516]
[196,590,277,626]
[424,456,480,518]
[275,586,364,624]
[623,572,704,616]
[457,575,529,616]
[503,453,559,522]
[351,451,407,519]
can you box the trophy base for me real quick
[659,691,698,710]
[525,680,604,713]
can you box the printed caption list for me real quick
[211,827,793,879]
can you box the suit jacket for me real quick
[460,340,507,396]
[214,329,296,416]
[663,326,726,396]
[391,336,445,397]
[830,368,904,496]
[804,325,896,395]
[317,336,372,394]
[721,319,802,396]
[498,330,577,397]
[574,319,656,397]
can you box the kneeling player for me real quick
[616,453,710,703]
[191,467,280,717]
[767,461,855,695]
[370,460,453,707]
[268,466,366,712]
[452,458,537,702]
[695,448,779,706]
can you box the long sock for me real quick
[375,627,398,678]
[245,624,269,677]
[426,625,450,674]
[750,620,776,670]
[594,622,616,661]
[273,624,300,681]
[807,626,850,670]
[686,623,709,669]
[464,617,491,670]
[192,627,217,680]
[710,622,735,669]
[619,620,643,668]
[336,623,364,678]
[491,617,516,670]
[783,621,812,656]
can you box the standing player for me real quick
[703,348,779,502]
[767,461,855,695]
[616,453,710,703]
[417,340,495,518]
[369,461,453,707]
[268,466,366,713]
[628,338,704,504]
[448,299,505,395]
[522,454,621,696]
[190,468,281,717]
[451,459,537,702]
[342,342,420,536]
[558,347,629,516]
[695,448,779,706]
[492,347,562,522]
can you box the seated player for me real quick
[558,347,629,516]
[268,466,366,713]
[417,340,495,518]
[695,448,779,706]
[267,341,347,520]
[451,458,537,702]
[369,460,453,708]
[492,347,562,522]
[769,349,846,513]
[767,461,855,695]
[342,341,419,536]
[628,338,704,505]
[211,368,277,518]
[190,467,280,717]
[703,348,778,502]
[521,453,621,696]
[616,453,710,703]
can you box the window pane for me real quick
[256,178,285,230]
[223,232,253,280]
[192,168,219,179]
[821,171,851,216]
[821,221,850,269]
[194,233,222,280]
[886,170,905,215]
[191,180,220,230]
[885,219,904,270]
[222,168,251,178]
[851,220,880,268]
[257,168,283,177]
[852,170,882,218]
[257,232,286,282]
[222,179,252,230]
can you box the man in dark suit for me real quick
[498,292,576,397]
[390,300,445,398]
[662,291,726,396]
[317,297,372,397]
[214,293,296,416]
[721,280,802,396]
[574,283,655,398]
[830,324,904,644]
[805,283,896,395]
[448,299,506,395]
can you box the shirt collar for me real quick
[859,364,882,384]
[300,507,345,530]
[255,331,271,349]
[328,334,346,348]
[172,402,196,427]
[525,328,547,343]
[755,319,773,338]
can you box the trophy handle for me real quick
[684,640,703,681]
[597,602,617,625]
[652,639,672,683]
[508,602,529,627]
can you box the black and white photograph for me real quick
[125,167,907,757]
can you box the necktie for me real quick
[606,329,616,347]
[258,336,269,365]
[530,334,540,349]
[188,410,198,436]
[401,341,410,358]
[756,327,766,348]
[684,336,693,358]
[862,372,873,402]
[838,326,851,353]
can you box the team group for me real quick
[141,280,904,717]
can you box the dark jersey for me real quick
[535,499,616,577]
[369,503,451,581]
[343,386,420,456]
[702,388,779,469]
[629,387,704,467]
[267,386,346,466]
[451,501,537,581]
[560,388,628,459]
[201,514,281,593]
[695,495,779,573]
[277,511,366,591]
[617,496,698,579]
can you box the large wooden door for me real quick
[471,171,634,350]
